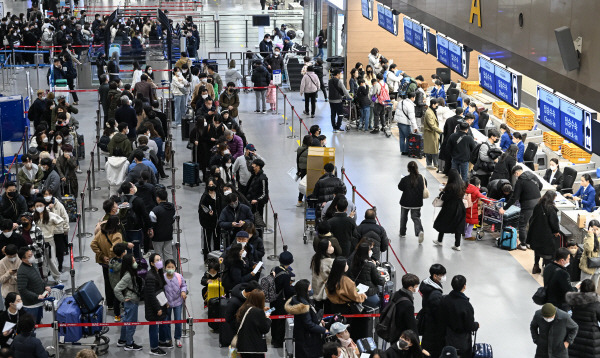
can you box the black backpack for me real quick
[375,294,410,342]
[120,195,139,231]
[469,142,485,165]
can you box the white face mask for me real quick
[224,190,232,196]
[29,257,37,265]
[202,94,208,99]
[148,70,152,74]
[224,149,230,155]
[125,129,130,135]
[564,262,570,268]
[368,250,373,258]
[8,257,16,263]
[15,302,22,310]
[440,275,447,283]
[544,317,554,323]
[241,250,247,258]
[42,137,49,143]
[35,206,45,213]
[44,196,52,202]
[2,231,12,238]
[238,241,247,248]
[56,139,62,144]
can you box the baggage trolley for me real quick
[475,198,520,241]
[45,286,110,356]
[342,98,359,131]
[381,100,394,138]
[303,198,320,244]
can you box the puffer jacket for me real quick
[284,296,327,358]
[144,268,168,321]
[348,260,384,296]
[356,219,389,261]
[47,198,70,235]
[114,271,140,303]
[465,184,487,225]
[90,230,123,264]
[219,91,240,118]
[312,173,346,203]
[300,71,320,95]
[108,257,123,289]
[296,145,309,172]
[35,211,64,242]
[565,291,600,358]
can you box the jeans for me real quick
[120,301,138,345]
[149,318,170,348]
[451,160,470,183]
[400,207,423,236]
[173,95,186,125]
[360,106,371,130]
[329,102,344,130]
[166,305,183,340]
[316,47,325,60]
[437,232,462,247]
[363,294,380,309]
[426,153,439,167]
[373,103,386,129]
[24,306,43,324]
[398,123,411,153]
[255,90,267,111]
[126,230,143,260]
[152,241,174,262]
[304,92,317,115]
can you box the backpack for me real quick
[120,195,140,231]
[469,142,485,165]
[376,81,390,105]
[260,267,289,303]
[376,294,410,342]
[398,77,416,98]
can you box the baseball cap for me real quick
[246,144,256,152]
[329,322,349,335]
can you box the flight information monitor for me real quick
[377,3,398,36]
[478,55,522,109]
[361,0,373,21]
[403,16,429,53]
[436,33,469,78]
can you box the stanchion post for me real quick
[280,93,287,125]
[275,85,279,115]
[75,212,90,260]
[188,317,194,358]
[299,115,303,139]
[85,170,98,211]
[96,135,104,172]
[267,213,279,261]
[352,186,356,204]
[287,105,294,139]
[13,153,19,192]
[66,243,76,294]
[90,152,100,190]
[341,167,345,183]
[53,321,61,358]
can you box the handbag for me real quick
[588,257,600,268]
[463,193,473,208]
[432,194,443,207]
[422,175,430,199]
[532,286,547,305]
[230,307,252,349]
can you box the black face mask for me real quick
[398,340,409,350]
[207,185,217,191]
[6,191,16,199]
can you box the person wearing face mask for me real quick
[530,303,578,358]
[108,122,133,157]
[39,157,62,198]
[543,158,564,191]
[245,158,269,218]
[418,264,447,358]
[265,48,284,73]
[149,189,176,262]
[162,259,188,348]
[284,279,327,358]
[206,65,222,94]
[385,330,430,358]
[348,243,384,309]
[0,182,27,227]
[222,243,257,294]
[0,245,22,299]
[17,154,44,188]
[259,34,273,57]
[191,75,216,109]
[145,253,171,354]
[119,182,151,260]
[219,154,235,184]
[329,322,359,358]
[40,189,69,272]
[0,220,27,261]
[528,190,561,275]
[218,193,254,245]
[16,247,51,324]
[269,247,296,348]
[55,144,78,196]
[310,238,335,311]
[474,129,502,187]
[114,253,143,351]
[32,198,62,282]
[171,67,189,129]
[439,275,479,357]
[198,180,222,260]
[0,292,26,348]
[578,221,600,289]
[378,274,421,346]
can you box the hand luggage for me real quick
[136,258,148,279]
[380,280,395,309]
[181,113,193,141]
[74,281,103,313]
[207,295,227,332]
[77,134,85,159]
[284,317,294,357]
[219,316,235,348]
[205,280,224,302]
[57,297,83,343]
[498,226,517,250]
[407,133,424,159]
[182,161,200,187]
[61,193,78,222]
[472,332,493,358]
[502,205,521,227]
[356,337,377,354]
[379,261,396,287]
[81,305,104,336]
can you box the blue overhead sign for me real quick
[377,3,398,36]
[402,16,429,53]
[478,55,522,109]
[537,86,560,133]
[436,33,469,78]
[436,34,449,67]
[478,56,495,94]
[361,0,373,21]
[561,99,585,147]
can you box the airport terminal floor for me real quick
[2,0,590,357]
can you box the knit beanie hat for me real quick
[541,303,556,318]
[278,245,294,266]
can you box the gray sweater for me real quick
[17,262,45,306]
[114,271,140,303]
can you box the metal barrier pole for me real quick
[66,243,76,294]
[79,192,93,238]
[96,134,104,172]
[341,167,345,184]
[75,212,90,260]
[280,93,287,125]
[188,317,194,358]
[168,150,181,192]
[287,105,295,138]
[275,85,279,115]
[53,321,61,358]
[36,45,40,89]
[181,302,188,337]
[85,170,98,211]
[299,116,303,140]
[352,186,356,204]
[90,152,100,190]
[176,215,187,263]
[13,153,19,192]
[267,213,279,260]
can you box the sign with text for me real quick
[436,33,469,78]
[377,3,398,36]
[537,85,560,133]
[361,0,373,21]
[403,16,429,53]
[478,55,522,109]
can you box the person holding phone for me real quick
[0,245,22,298]
[0,292,26,348]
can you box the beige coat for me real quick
[580,232,600,275]
[311,257,333,301]
[0,256,21,298]
[90,231,123,265]
[326,275,366,305]
[423,106,443,154]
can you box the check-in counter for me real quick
[561,210,590,244]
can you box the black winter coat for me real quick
[490,155,516,182]
[284,296,327,358]
[150,202,175,242]
[398,174,426,208]
[236,307,271,354]
[544,262,578,311]
[356,219,389,261]
[222,257,253,293]
[528,204,560,257]
[246,170,269,206]
[433,190,466,234]
[218,203,254,231]
[251,65,271,88]
[419,279,445,358]
[198,192,221,230]
[0,193,28,223]
[313,173,346,203]
[505,171,543,210]
[11,332,48,358]
[388,288,418,344]
[328,213,360,258]
[144,268,167,321]
[348,260,384,296]
[440,290,479,357]
[565,292,600,358]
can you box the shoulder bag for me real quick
[432,193,443,207]
[229,307,252,351]
[422,175,430,199]
[587,256,600,268]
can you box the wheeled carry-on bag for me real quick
[284,317,294,357]
[74,281,103,314]
[407,133,424,159]
[56,297,83,342]
[472,332,493,358]
[81,305,104,336]
[183,144,201,186]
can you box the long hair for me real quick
[236,289,265,322]
[33,204,50,224]
[225,243,244,266]
[149,253,166,288]
[407,161,420,187]
[101,215,120,235]
[589,220,600,252]
[444,169,465,199]
[326,257,348,294]
[311,238,332,275]
[538,190,557,213]
[399,329,425,357]
[294,279,311,302]
[350,243,370,276]
[500,144,518,162]
[120,254,138,280]
[500,123,512,139]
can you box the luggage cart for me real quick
[381,100,394,138]
[342,98,359,131]
[303,198,320,244]
[475,198,520,241]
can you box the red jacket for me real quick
[465,184,488,225]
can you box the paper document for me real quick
[156,291,168,306]
[252,261,264,275]
[2,322,14,333]
[356,284,369,295]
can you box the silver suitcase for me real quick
[284,317,294,357]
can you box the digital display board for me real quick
[427,32,437,56]
[436,33,469,78]
[477,55,522,109]
[403,16,429,53]
[377,3,398,36]
[536,85,597,153]
[361,0,373,21]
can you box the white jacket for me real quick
[386,70,402,92]
[105,156,130,187]
[394,98,418,131]
[300,71,320,95]
[368,53,382,74]
[48,199,70,234]
[171,75,189,96]
[36,211,64,242]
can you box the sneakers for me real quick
[399,234,406,238]
[433,240,442,246]
[452,246,462,251]
[261,110,267,114]
[370,128,380,134]
[303,110,309,115]
[159,341,174,349]
[117,340,127,347]
[124,343,143,351]
[532,264,542,274]
[426,165,437,170]
[176,340,183,348]
[296,201,303,207]
[150,348,167,355]
[311,114,315,118]
[418,231,424,244]
[333,129,339,133]
[254,110,260,113]
[518,245,527,251]
[114,315,121,322]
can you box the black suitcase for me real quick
[77,134,85,159]
[182,161,200,186]
[407,133,424,159]
[219,314,235,347]
[207,295,227,331]
[61,183,78,222]
[181,114,193,141]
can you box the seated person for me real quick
[565,174,596,212]
[543,158,564,190]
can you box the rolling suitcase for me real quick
[502,206,521,228]
[77,134,85,159]
[74,281,103,314]
[472,332,493,358]
[380,280,395,309]
[181,113,193,141]
[356,337,377,354]
[61,193,78,222]
[498,226,517,251]
[81,305,104,336]
[207,295,227,332]
[57,297,83,343]
[407,133,424,159]
[284,317,294,357]
[379,262,396,287]
[182,161,200,186]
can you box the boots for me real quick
[532,263,542,274]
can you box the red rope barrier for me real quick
[276,86,309,132]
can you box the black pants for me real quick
[373,103,386,129]
[519,205,535,245]
[329,102,343,130]
[102,265,115,308]
[67,78,79,102]
[438,232,462,247]
[304,92,317,115]
[320,81,328,100]
[476,173,491,188]
[270,302,285,345]
[535,253,552,267]
[203,227,220,259]
[54,233,67,271]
